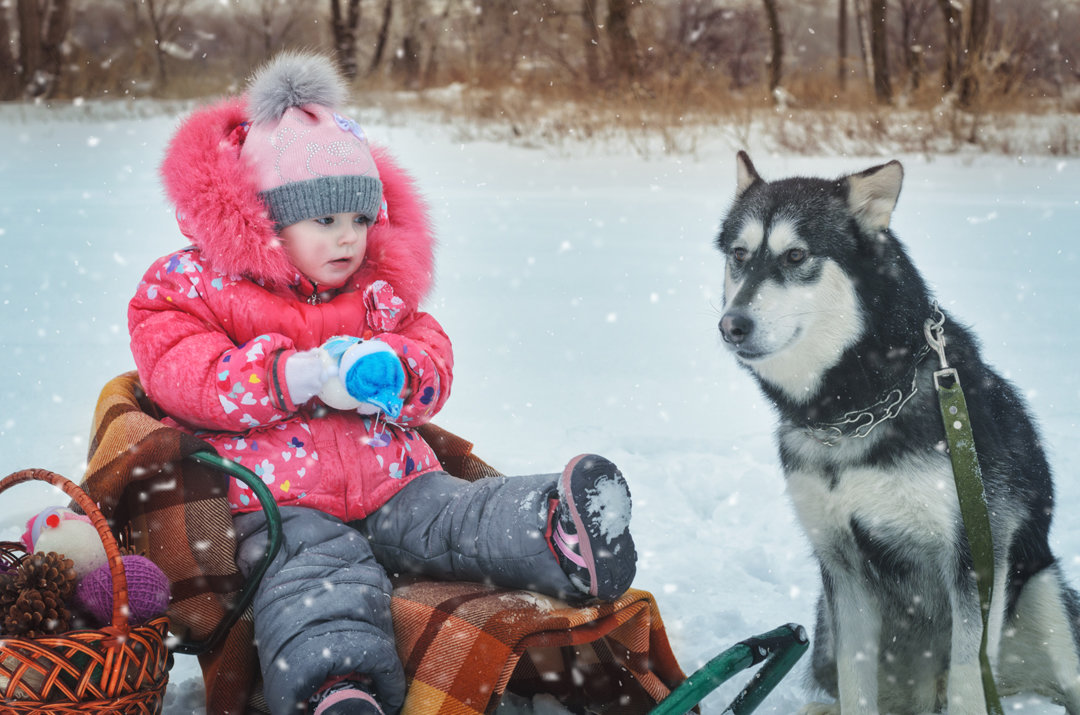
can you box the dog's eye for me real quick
[785,248,807,265]
[732,247,749,263]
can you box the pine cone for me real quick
[4,587,71,638]
[0,569,19,614]
[14,552,77,602]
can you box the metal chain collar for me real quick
[806,303,945,447]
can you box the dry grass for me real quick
[365,68,1079,158]
[36,56,1080,158]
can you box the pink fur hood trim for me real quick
[159,97,435,307]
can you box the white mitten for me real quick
[283,347,337,406]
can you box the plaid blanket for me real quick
[79,372,686,714]
[391,580,686,714]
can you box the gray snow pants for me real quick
[234,470,577,715]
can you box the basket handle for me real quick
[0,468,131,635]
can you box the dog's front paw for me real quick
[799,703,840,715]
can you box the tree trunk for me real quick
[393,0,422,89]
[16,0,43,93]
[852,0,874,95]
[398,36,421,87]
[761,0,783,95]
[368,0,393,75]
[581,0,601,85]
[252,0,299,61]
[868,0,891,103]
[606,0,639,83]
[262,9,273,59]
[330,0,361,81]
[899,1,917,90]
[40,0,71,95]
[0,7,16,99]
[16,0,71,98]
[837,0,847,88]
[420,1,450,88]
[144,0,168,88]
[937,0,962,92]
[959,0,989,106]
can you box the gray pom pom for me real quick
[247,51,347,124]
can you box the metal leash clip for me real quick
[924,303,958,391]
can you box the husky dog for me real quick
[714,152,1080,714]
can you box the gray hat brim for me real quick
[260,175,382,229]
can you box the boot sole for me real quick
[559,454,636,600]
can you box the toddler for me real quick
[128,52,636,715]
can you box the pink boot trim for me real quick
[560,454,599,597]
[552,522,587,568]
[313,688,381,715]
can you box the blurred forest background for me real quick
[3,0,1079,153]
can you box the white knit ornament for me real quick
[30,512,108,581]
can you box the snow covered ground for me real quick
[0,101,1078,713]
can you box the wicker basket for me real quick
[0,468,170,714]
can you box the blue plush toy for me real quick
[317,336,405,418]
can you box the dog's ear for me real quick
[735,151,761,198]
[846,160,904,232]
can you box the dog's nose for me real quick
[719,311,754,345]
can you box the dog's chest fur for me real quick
[780,428,960,572]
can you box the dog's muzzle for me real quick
[719,310,754,346]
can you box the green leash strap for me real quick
[926,316,1004,715]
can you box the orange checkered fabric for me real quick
[392,580,686,714]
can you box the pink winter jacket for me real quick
[129,97,452,521]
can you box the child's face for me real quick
[279,212,370,289]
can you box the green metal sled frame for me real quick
[170,451,284,656]
[173,451,808,713]
[649,622,809,714]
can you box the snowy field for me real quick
[0,101,1078,713]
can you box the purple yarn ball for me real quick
[75,555,170,626]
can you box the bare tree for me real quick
[13,0,73,98]
[869,0,891,102]
[392,0,423,89]
[330,0,361,80]
[0,7,15,99]
[606,0,640,82]
[937,0,962,91]
[936,0,993,105]
[242,0,304,62]
[852,0,874,93]
[959,0,989,105]
[581,0,601,85]
[420,0,453,87]
[672,1,762,89]
[894,0,937,91]
[761,0,783,96]
[368,0,393,75]
[142,0,192,89]
[837,0,848,88]
[463,0,516,84]
[514,1,589,84]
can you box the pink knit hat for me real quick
[240,52,381,229]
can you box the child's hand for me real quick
[318,336,404,418]
[340,341,405,418]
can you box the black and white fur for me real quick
[715,152,1080,714]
